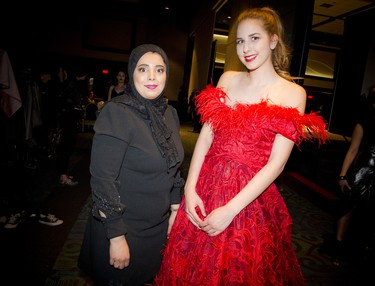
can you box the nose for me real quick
[243,40,251,53]
[148,69,155,80]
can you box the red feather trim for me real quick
[196,85,327,146]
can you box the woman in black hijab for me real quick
[78,44,185,285]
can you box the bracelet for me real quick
[337,175,347,181]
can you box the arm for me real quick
[201,135,295,236]
[167,204,180,235]
[338,123,363,191]
[107,85,114,101]
[184,123,214,227]
[90,103,131,269]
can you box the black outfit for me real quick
[55,75,87,176]
[78,44,185,286]
[109,86,125,99]
[35,75,59,150]
[337,96,375,259]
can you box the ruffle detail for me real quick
[196,85,327,146]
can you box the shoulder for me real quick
[217,71,243,90]
[271,79,306,113]
[167,104,179,119]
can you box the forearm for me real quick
[170,204,180,212]
[226,135,293,214]
[339,149,358,176]
[226,162,285,215]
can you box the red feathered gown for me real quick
[155,86,327,286]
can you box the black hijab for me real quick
[115,44,180,170]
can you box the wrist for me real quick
[337,175,347,181]
[170,204,179,212]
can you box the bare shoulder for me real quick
[217,71,242,90]
[272,79,306,113]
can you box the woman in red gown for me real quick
[155,7,327,285]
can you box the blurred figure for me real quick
[33,68,59,152]
[330,84,375,266]
[189,89,201,133]
[107,69,127,101]
[55,65,89,186]
[85,90,96,105]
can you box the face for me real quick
[116,71,126,83]
[236,19,278,71]
[133,52,167,100]
[40,73,51,83]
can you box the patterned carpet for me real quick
[44,124,373,286]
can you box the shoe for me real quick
[39,214,63,226]
[4,211,27,229]
[59,176,78,187]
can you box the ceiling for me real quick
[107,1,375,36]
[215,0,375,36]
[312,0,375,35]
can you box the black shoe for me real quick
[4,210,28,229]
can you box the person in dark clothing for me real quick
[55,66,88,186]
[331,84,375,266]
[107,69,127,101]
[78,44,185,286]
[189,89,201,133]
[33,69,59,151]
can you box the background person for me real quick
[78,44,185,286]
[107,69,127,101]
[329,84,375,266]
[155,7,327,285]
[55,65,89,186]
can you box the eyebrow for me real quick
[137,64,165,68]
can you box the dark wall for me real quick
[330,8,375,136]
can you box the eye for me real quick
[138,67,146,73]
[236,39,244,45]
[156,67,165,73]
[250,36,260,41]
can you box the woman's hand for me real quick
[184,188,206,228]
[338,178,351,192]
[200,205,237,236]
[109,235,130,269]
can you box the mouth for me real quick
[145,84,158,90]
[244,54,256,63]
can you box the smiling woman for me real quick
[78,44,185,286]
